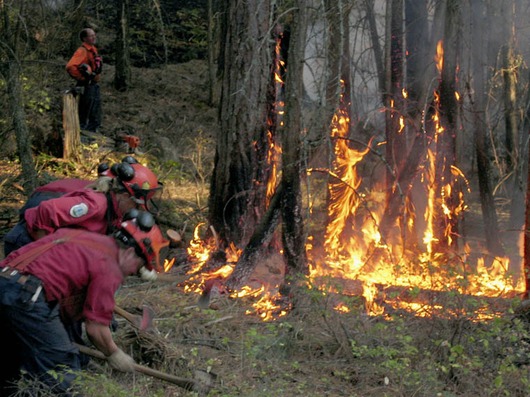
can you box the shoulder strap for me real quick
[9,229,85,271]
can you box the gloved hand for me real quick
[139,266,158,281]
[107,349,135,372]
[79,63,91,78]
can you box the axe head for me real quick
[139,305,155,331]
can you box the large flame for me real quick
[172,34,524,323]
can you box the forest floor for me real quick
[1,60,530,397]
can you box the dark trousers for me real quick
[78,83,101,132]
[3,191,62,257]
[0,277,80,396]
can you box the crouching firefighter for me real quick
[0,210,169,397]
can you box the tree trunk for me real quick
[384,0,406,232]
[503,44,518,171]
[433,0,461,250]
[363,0,385,98]
[404,0,430,114]
[114,0,131,91]
[62,90,81,160]
[281,0,308,277]
[208,0,274,247]
[0,1,36,193]
[469,0,504,257]
[524,135,530,299]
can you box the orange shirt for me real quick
[66,42,101,83]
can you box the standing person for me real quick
[66,28,103,133]
[0,211,169,396]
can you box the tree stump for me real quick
[62,89,81,159]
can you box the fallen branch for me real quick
[75,344,212,393]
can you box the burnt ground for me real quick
[1,60,530,396]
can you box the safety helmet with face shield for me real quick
[114,162,163,214]
[114,210,169,272]
[97,156,138,177]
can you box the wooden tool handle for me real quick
[75,343,196,390]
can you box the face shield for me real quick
[129,183,163,215]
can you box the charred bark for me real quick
[525,137,530,299]
[404,0,431,115]
[281,0,308,276]
[208,0,274,247]
[226,184,283,290]
[433,0,461,250]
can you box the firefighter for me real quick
[66,28,103,133]
[3,161,162,257]
[0,210,168,396]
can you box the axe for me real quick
[114,305,155,332]
[75,344,215,394]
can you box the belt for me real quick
[0,266,43,303]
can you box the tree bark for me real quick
[0,1,36,193]
[469,0,504,256]
[208,0,274,247]
[62,90,81,160]
[433,0,461,250]
[114,0,131,91]
[281,0,308,276]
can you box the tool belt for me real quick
[0,266,43,304]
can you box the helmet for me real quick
[97,156,138,177]
[114,210,169,272]
[115,162,162,213]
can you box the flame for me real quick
[435,40,444,73]
[163,257,175,273]
[172,36,524,323]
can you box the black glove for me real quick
[79,63,91,78]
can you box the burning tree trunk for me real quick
[432,0,461,250]
[524,137,530,299]
[280,0,308,276]
[383,0,407,241]
[226,3,309,289]
[208,0,274,247]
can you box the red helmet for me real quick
[114,210,169,272]
[115,162,163,213]
[97,156,139,177]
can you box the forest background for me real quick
[2,0,530,396]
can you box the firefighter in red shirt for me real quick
[0,210,168,396]
[66,28,103,133]
[3,161,162,256]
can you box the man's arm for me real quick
[66,47,88,82]
[85,319,118,356]
[85,319,136,372]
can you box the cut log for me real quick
[62,89,81,160]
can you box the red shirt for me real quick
[34,179,91,194]
[0,229,123,325]
[24,189,122,238]
[66,42,101,83]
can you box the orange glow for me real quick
[435,40,444,73]
[163,258,175,273]
[174,37,524,323]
